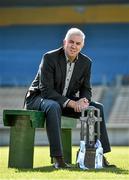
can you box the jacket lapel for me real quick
[58,50,67,92]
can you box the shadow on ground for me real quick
[16,165,129,175]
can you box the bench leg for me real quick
[8,116,35,168]
[61,128,72,164]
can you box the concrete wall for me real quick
[1,124,129,146]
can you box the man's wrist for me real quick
[63,99,70,108]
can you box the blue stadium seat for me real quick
[0,24,129,85]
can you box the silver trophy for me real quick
[77,106,102,169]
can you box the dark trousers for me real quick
[26,99,111,157]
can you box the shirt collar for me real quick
[65,53,78,63]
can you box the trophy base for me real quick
[84,147,96,169]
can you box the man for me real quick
[24,28,114,168]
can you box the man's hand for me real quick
[75,98,89,112]
[78,98,89,109]
[67,98,89,112]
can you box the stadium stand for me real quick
[1,85,129,146]
[0,24,129,85]
[0,87,27,123]
[108,86,129,124]
[0,2,129,145]
[92,85,105,102]
[0,86,105,125]
[0,3,129,85]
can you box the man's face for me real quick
[63,34,84,61]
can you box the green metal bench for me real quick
[3,109,77,168]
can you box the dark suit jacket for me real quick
[25,47,92,109]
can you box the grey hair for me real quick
[64,28,85,44]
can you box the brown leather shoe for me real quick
[53,157,71,169]
[103,156,116,168]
